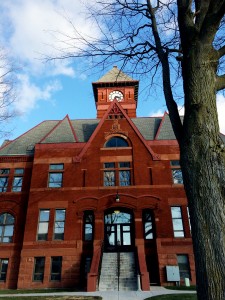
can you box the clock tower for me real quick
[92,66,139,118]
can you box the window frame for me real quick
[48,164,64,188]
[53,209,66,240]
[83,211,94,241]
[103,161,132,187]
[33,257,45,282]
[0,213,15,243]
[171,206,185,238]
[170,160,183,184]
[50,256,62,281]
[0,258,9,281]
[0,169,10,192]
[105,137,129,148]
[37,209,50,241]
[177,254,191,280]
[143,210,154,240]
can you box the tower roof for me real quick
[97,66,134,82]
[92,66,139,104]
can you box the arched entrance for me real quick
[104,208,134,251]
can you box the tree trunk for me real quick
[180,40,225,300]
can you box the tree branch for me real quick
[216,74,225,91]
[218,45,225,59]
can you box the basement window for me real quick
[50,257,62,281]
[0,259,8,281]
[33,257,45,281]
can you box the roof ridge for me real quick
[66,115,79,142]
[39,119,62,143]
[155,111,168,140]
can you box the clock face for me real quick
[109,90,124,102]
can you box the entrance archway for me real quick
[104,208,134,251]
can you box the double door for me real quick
[105,223,132,251]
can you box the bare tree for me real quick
[47,1,225,299]
[0,48,17,139]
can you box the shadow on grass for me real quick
[145,294,197,300]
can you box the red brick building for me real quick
[1,66,219,291]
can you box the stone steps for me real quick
[98,252,138,291]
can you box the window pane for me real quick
[119,162,130,168]
[171,207,184,238]
[51,257,62,281]
[0,213,15,243]
[5,214,15,224]
[105,137,129,147]
[48,173,63,188]
[49,164,64,170]
[85,224,93,241]
[55,209,65,221]
[38,223,49,234]
[104,171,115,186]
[0,169,10,175]
[33,257,45,281]
[15,168,24,175]
[170,160,180,166]
[104,162,115,168]
[0,259,8,281]
[172,169,183,184]
[119,170,131,186]
[0,177,8,192]
[12,177,23,192]
[39,210,50,222]
[177,255,190,279]
[171,207,182,218]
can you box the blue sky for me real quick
[0,0,224,145]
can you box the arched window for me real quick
[0,213,15,243]
[105,137,129,148]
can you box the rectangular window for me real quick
[48,164,64,188]
[103,163,115,186]
[143,211,154,239]
[53,209,66,240]
[103,162,131,186]
[33,257,45,281]
[12,168,24,192]
[177,254,191,279]
[37,210,50,241]
[170,161,183,184]
[119,162,131,186]
[84,211,94,241]
[12,177,23,192]
[0,259,8,281]
[171,206,184,237]
[0,169,9,192]
[50,257,62,281]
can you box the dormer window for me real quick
[105,137,129,148]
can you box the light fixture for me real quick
[115,193,120,202]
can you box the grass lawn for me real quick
[0,297,101,300]
[145,295,197,300]
[0,289,82,294]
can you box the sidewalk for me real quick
[0,286,196,299]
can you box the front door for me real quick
[104,209,133,251]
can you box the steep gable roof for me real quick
[97,66,133,82]
[0,120,59,156]
[73,100,160,162]
[155,112,182,140]
[40,115,78,143]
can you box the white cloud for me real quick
[0,0,102,76]
[14,74,62,114]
